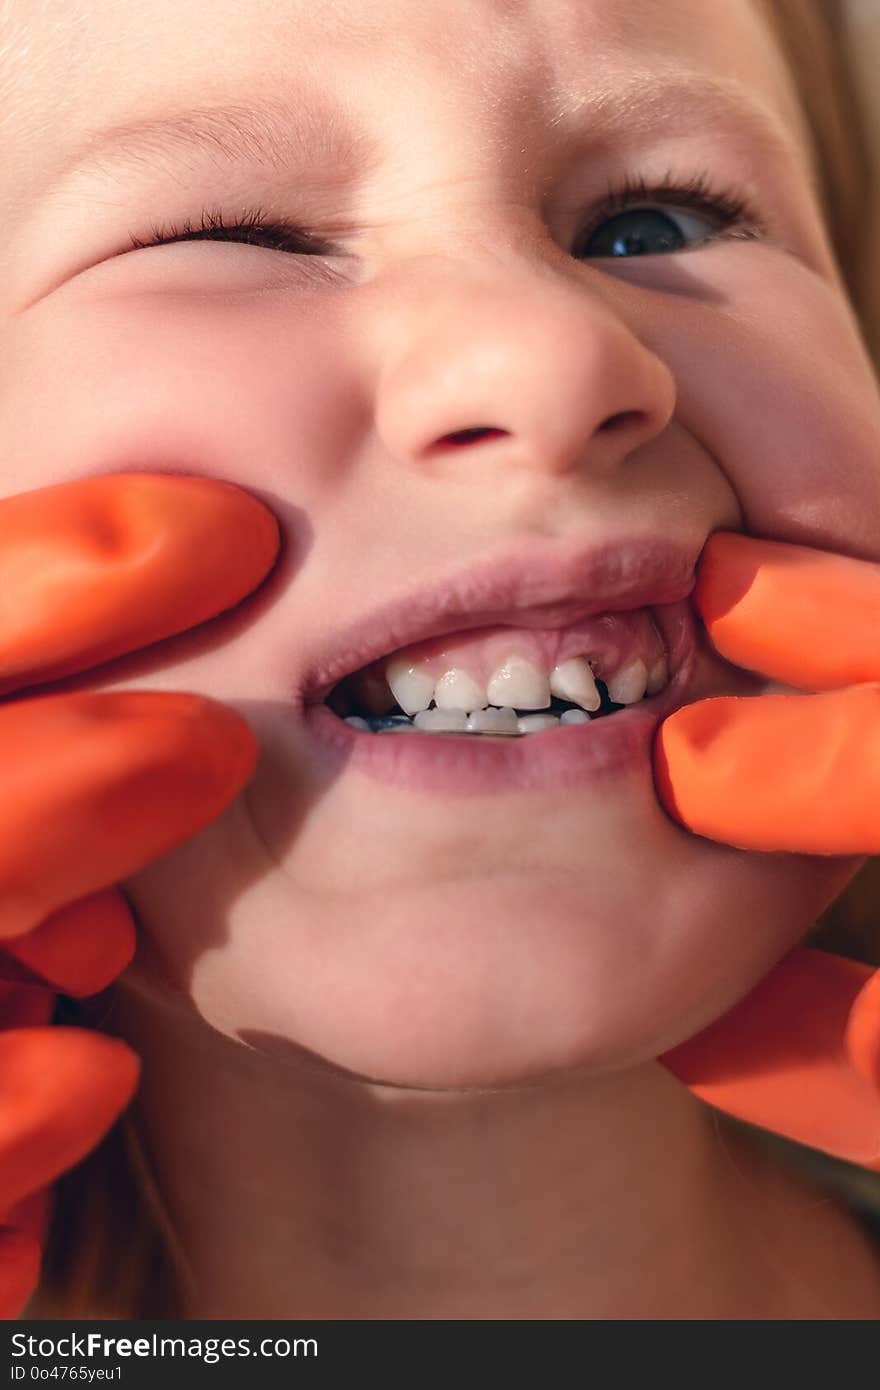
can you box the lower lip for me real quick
[300,599,698,795]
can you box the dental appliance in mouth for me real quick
[325,612,669,737]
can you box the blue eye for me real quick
[576,174,759,260]
[583,206,710,258]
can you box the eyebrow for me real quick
[35,68,807,212]
[550,68,808,173]
[37,93,384,203]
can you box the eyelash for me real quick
[127,168,763,258]
[128,208,330,255]
[577,169,762,250]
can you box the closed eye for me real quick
[127,204,330,254]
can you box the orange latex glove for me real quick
[0,472,279,1316]
[655,533,880,1168]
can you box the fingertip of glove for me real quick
[661,950,880,1169]
[651,721,681,822]
[846,967,880,1092]
[652,700,729,829]
[0,1030,140,1211]
[695,532,764,627]
[0,1027,140,1120]
[695,532,826,628]
[2,889,136,997]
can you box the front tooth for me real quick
[516,713,559,733]
[607,657,648,704]
[467,706,519,735]
[645,654,668,695]
[413,707,469,732]
[559,708,590,725]
[434,667,487,711]
[385,657,436,715]
[549,657,601,711]
[486,655,551,710]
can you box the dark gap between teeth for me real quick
[329,678,626,728]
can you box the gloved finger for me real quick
[0,1028,138,1209]
[696,532,880,690]
[0,471,279,698]
[0,690,257,940]
[0,890,135,997]
[845,965,880,1091]
[0,1226,41,1319]
[654,684,880,853]
[660,948,880,1169]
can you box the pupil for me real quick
[585,208,685,258]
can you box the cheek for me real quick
[643,249,880,560]
[0,288,363,503]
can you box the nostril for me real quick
[597,410,645,434]
[439,427,506,447]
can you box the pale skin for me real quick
[3,0,880,1317]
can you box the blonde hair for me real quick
[758,0,880,359]
[27,0,880,1320]
[28,1082,183,1317]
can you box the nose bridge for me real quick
[369,247,676,476]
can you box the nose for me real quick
[373,260,676,477]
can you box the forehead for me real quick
[1,0,808,213]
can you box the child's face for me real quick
[3,0,880,1085]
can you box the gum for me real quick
[351,609,663,689]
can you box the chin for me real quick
[157,803,859,1092]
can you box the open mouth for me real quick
[301,602,697,794]
[295,536,703,789]
[322,607,670,738]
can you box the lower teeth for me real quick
[343,686,625,736]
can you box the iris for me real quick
[584,207,686,258]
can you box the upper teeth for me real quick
[548,657,601,711]
[434,667,487,711]
[606,658,648,705]
[386,650,657,717]
[486,655,551,710]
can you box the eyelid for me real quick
[127,203,334,254]
[126,169,765,264]
[575,168,764,248]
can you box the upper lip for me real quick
[297,534,699,705]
